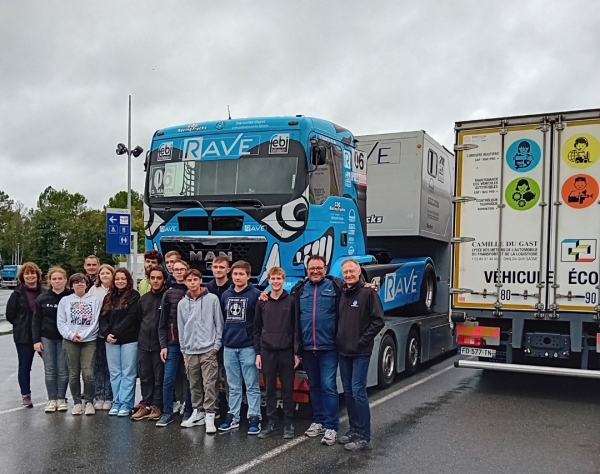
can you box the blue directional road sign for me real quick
[106,208,131,254]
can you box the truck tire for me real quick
[405,328,420,375]
[415,263,436,314]
[377,334,396,389]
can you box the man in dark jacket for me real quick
[155,260,192,427]
[84,255,100,291]
[254,267,300,440]
[133,266,167,421]
[336,259,384,452]
[292,255,343,446]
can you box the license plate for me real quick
[459,347,496,358]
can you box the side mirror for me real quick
[144,150,150,172]
[311,145,327,167]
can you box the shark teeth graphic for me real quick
[293,227,334,269]
[258,243,281,285]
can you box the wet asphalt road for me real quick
[2,334,600,474]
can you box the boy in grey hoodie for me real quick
[178,268,223,433]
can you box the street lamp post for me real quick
[115,94,143,272]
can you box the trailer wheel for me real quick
[377,335,396,389]
[405,328,420,375]
[415,263,436,314]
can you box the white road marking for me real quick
[224,364,455,474]
[0,403,45,416]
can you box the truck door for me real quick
[453,121,552,313]
[547,117,600,315]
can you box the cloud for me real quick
[1,0,599,208]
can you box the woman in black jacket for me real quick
[32,266,72,413]
[99,268,140,417]
[6,262,43,408]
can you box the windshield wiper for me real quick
[202,199,264,208]
[152,199,205,209]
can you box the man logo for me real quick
[269,133,290,154]
[157,142,173,161]
[561,239,596,262]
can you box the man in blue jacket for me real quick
[293,255,343,446]
[218,260,262,435]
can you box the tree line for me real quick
[0,186,145,275]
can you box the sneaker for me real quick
[155,414,174,427]
[283,424,295,439]
[258,423,277,439]
[181,409,206,428]
[179,403,186,416]
[72,403,83,415]
[102,401,112,411]
[147,406,162,420]
[173,401,182,413]
[338,430,359,445]
[218,414,240,432]
[85,402,96,416]
[108,407,119,416]
[344,439,372,451]
[133,401,145,413]
[248,415,261,435]
[93,400,104,410]
[56,399,68,412]
[205,413,216,434]
[45,400,57,413]
[22,394,33,408]
[321,429,337,446]
[181,411,191,423]
[117,409,131,417]
[131,406,151,421]
[304,422,325,437]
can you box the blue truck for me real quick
[143,117,455,399]
[1,265,20,289]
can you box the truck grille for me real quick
[160,236,267,275]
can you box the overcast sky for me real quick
[2,1,599,210]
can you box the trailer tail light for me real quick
[456,324,501,346]
[294,393,310,404]
[294,378,310,392]
[458,335,483,347]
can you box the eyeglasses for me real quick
[173,268,187,273]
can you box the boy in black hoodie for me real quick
[133,266,167,421]
[253,267,299,439]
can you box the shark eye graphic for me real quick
[293,227,334,270]
[261,193,309,242]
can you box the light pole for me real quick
[115,95,143,272]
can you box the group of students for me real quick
[6,250,385,452]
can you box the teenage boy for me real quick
[205,255,232,414]
[218,260,262,434]
[155,260,193,427]
[254,267,300,439]
[205,256,232,298]
[336,259,384,452]
[178,269,223,434]
[164,251,181,289]
[138,250,163,296]
[133,266,167,421]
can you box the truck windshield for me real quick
[148,156,299,205]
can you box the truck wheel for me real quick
[377,334,396,389]
[415,263,436,314]
[405,328,420,375]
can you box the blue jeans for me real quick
[224,346,260,421]
[338,354,371,440]
[15,342,36,396]
[105,342,138,411]
[302,349,339,430]
[162,345,192,417]
[94,337,113,401]
[40,337,69,400]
